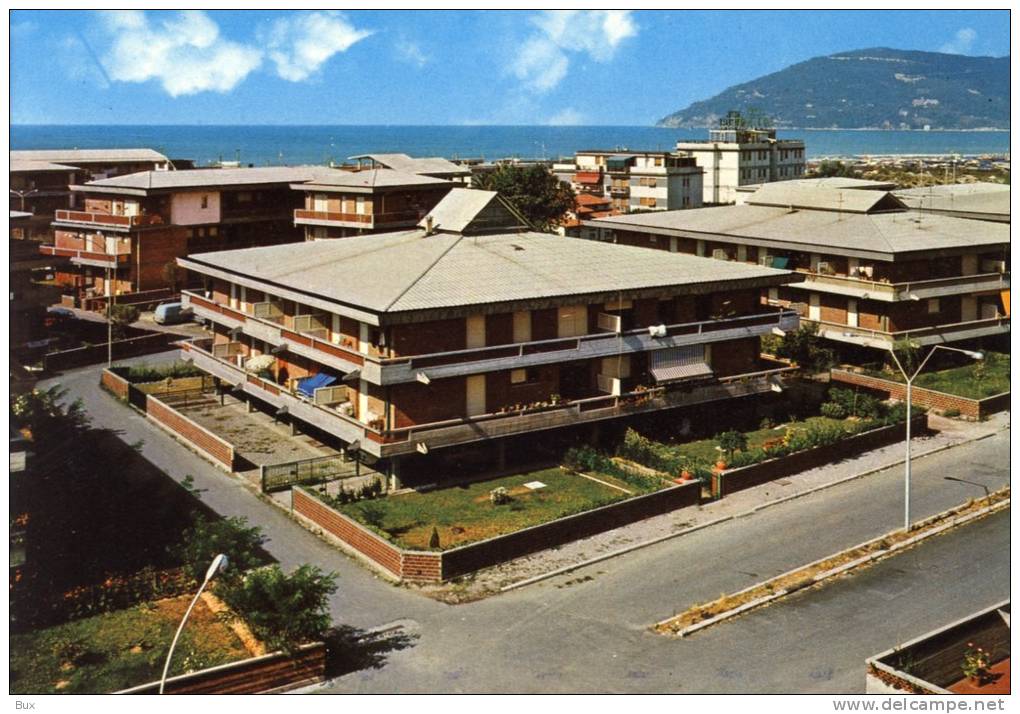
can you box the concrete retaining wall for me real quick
[293,480,701,583]
[831,369,1009,420]
[117,642,326,694]
[44,333,178,372]
[713,414,928,498]
[146,394,235,470]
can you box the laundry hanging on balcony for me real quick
[296,373,337,399]
[649,345,713,384]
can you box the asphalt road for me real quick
[40,354,1011,693]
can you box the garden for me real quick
[868,350,1009,400]
[317,465,670,551]
[10,385,338,694]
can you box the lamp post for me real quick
[944,476,991,506]
[160,554,228,694]
[887,344,983,532]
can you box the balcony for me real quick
[293,209,422,229]
[180,336,796,458]
[817,315,1011,349]
[184,289,798,386]
[53,209,165,231]
[794,270,1009,302]
[39,242,131,268]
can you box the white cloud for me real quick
[511,10,637,93]
[395,39,428,68]
[547,108,584,125]
[99,10,262,96]
[263,11,372,82]
[940,27,977,55]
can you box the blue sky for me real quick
[10,9,1010,126]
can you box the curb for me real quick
[500,427,1005,593]
[664,497,1009,638]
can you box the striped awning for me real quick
[649,345,713,384]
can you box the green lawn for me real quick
[664,416,853,463]
[335,468,661,550]
[10,595,250,694]
[911,351,1009,400]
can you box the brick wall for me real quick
[146,394,236,470]
[100,368,131,399]
[136,227,189,291]
[119,642,326,694]
[710,337,760,378]
[391,379,467,429]
[830,369,1009,420]
[293,481,700,583]
[713,414,928,498]
[820,292,848,324]
[392,317,466,357]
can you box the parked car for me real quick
[44,307,75,328]
[153,301,193,325]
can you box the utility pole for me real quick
[106,266,113,367]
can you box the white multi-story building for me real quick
[554,150,703,213]
[675,122,806,205]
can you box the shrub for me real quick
[109,304,140,339]
[828,387,881,419]
[173,516,266,585]
[428,527,441,549]
[113,361,204,383]
[943,408,962,418]
[219,564,337,653]
[564,442,664,490]
[716,430,748,458]
[355,501,387,530]
[819,401,848,419]
[773,324,836,372]
[489,486,512,505]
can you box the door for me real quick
[961,296,978,322]
[808,293,821,322]
[847,298,858,327]
[466,314,486,349]
[961,254,979,276]
[466,375,486,417]
[669,237,678,253]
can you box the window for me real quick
[557,305,588,337]
[927,298,941,314]
[208,226,218,237]
[654,157,663,167]
[200,195,209,209]
[511,368,538,384]
[236,192,252,203]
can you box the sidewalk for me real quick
[414,411,1009,600]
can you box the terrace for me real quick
[182,289,799,386]
[180,337,796,458]
[293,208,423,229]
[818,315,1011,348]
[794,270,1009,302]
[53,209,165,231]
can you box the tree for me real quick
[892,339,921,376]
[810,160,861,179]
[472,164,575,230]
[173,515,266,585]
[774,324,836,373]
[219,564,338,653]
[109,304,139,339]
[716,430,748,459]
[161,261,180,293]
[10,385,89,444]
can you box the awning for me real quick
[770,256,790,269]
[574,171,602,184]
[1001,290,1010,317]
[296,372,337,398]
[649,345,713,384]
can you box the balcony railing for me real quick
[54,209,165,229]
[39,244,130,267]
[180,336,796,458]
[795,270,1009,302]
[816,315,1010,347]
[294,209,423,227]
[185,289,798,386]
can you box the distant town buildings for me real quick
[587,182,1009,350]
[553,150,703,213]
[675,114,806,204]
[178,188,798,482]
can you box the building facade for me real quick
[178,189,800,482]
[675,124,805,205]
[554,151,704,213]
[587,183,1009,350]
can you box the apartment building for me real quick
[553,151,703,212]
[893,182,1010,224]
[178,188,800,482]
[292,169,453,240]
[558,193,621,240]
[586,183,1009,351]
[43,166,334,304]
[349,153,471,183]
[10,160,80,241]
[675,119,806,205]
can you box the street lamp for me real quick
[887,344,983,532]
[944,476,991,505]
[159,553,229,694]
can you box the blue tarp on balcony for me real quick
[296,373,337,398]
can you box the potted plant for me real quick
[962,644,991,685]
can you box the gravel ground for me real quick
[411,411,1009,602]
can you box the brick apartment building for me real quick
[178,188,800,484]
[292,168,453,240]
[586,182,1010,351]
[10,148,170,242]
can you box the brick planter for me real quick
[831,369,1009,420]
[116,642,326,694]
[100,368,131,400]
[712,414,929,499]
[293,480,702,583]
[145,393,236,471]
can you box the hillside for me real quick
[658,48,1009,130]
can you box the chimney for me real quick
[424,215,434,235]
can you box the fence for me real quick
[261,453,364,493]
[830,369,1010,420]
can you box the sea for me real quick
[10,125,1010,167]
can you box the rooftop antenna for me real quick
[836,191,844,221]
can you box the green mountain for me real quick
[658,48,1009,130]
